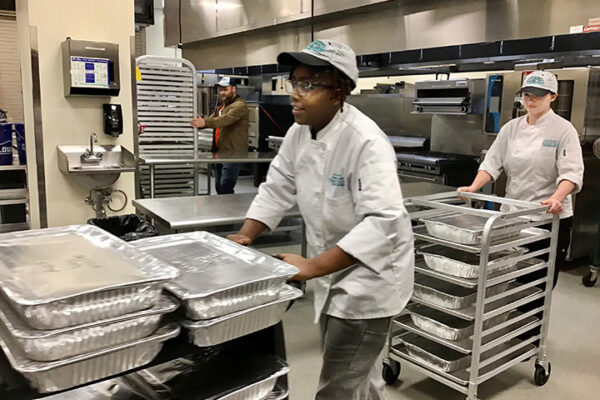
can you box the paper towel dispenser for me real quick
[62,38,120,97]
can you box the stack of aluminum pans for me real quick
[420,213,528,245]
[0,225,181,392]
[133,232,302,346]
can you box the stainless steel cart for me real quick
[383,191,558,400]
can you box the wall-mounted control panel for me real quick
[62,38,120,96]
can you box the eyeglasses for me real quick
[284,79,333,96]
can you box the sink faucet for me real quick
[81,132,103,163]
[90,132,97,154]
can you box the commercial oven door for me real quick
[397,171,444,184]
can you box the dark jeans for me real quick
[214,163,242,194]
[517,217,572,341]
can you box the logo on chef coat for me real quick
[542,139,558,148]
[329,173,345,187]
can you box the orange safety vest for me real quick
[214,104,225,148]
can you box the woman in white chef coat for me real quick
[459,70,584,287]
[227,40,414,400]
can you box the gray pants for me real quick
[316,315,391,400]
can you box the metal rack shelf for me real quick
[390,338,538,388]
[410,283,543,321]
[0,222,29,234]
[394,312,540,354]
[383,191,558,400]
[414,257,547,289]
[0,165,26,171]
[413,225,552,254]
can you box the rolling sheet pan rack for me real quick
[383,191,558,400]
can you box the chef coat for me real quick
[479,109,584,220]
[246,104,414,322]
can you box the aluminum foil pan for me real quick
[215,366,288,400]
[413,275,477,309]
[0,225,178,329]
[132,232,299,320]
[42,377,155,400]
[420,213,528,245]
[182,286,303,347]
[264,384,288,400]
[418,244,526,279]
[413,275,511,310]
[0,321,180,393]
[0,294,178,362]
[406,304,512,341]
[398,333,470,373]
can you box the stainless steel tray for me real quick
[398,333,470,373]
[0,321,180,393]
[406,304,511,341]
[0,225,178,329]
[420,213,528,245]
[132,232,299,320]
[418,244,526,279]
[216,366,288,400]
[0,294,178,361]
[182,286,303,346]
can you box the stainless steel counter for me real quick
[133,193,299,231]
[138,152,277,165]
[133,192,304,255]
[133,182,454,229]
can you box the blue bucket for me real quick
[0,123,13,165]
[15,123,26,165]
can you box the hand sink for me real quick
[57,145,136,189]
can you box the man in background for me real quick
[192,77,249,194]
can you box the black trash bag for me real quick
[87,214,159,242]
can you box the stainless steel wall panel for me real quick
[345,94,432,138]
[176,0,600,70]
[431,115,486,157]
[216,0,249,32]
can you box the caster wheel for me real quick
[534,363,551,386]
[382,360,401,385]
[582,271,598,287]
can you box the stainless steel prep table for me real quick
[138,152,277,197]
[132,183,455,258]
[132,193,307,256]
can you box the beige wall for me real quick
[17,0,135,228]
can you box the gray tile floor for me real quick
[277,264,600,400]
[233,176,600,400]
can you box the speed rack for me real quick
[383,191,559,400]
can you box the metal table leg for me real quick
[150,164,155,199]
[301,220,307,257]
[207,164,211,195]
